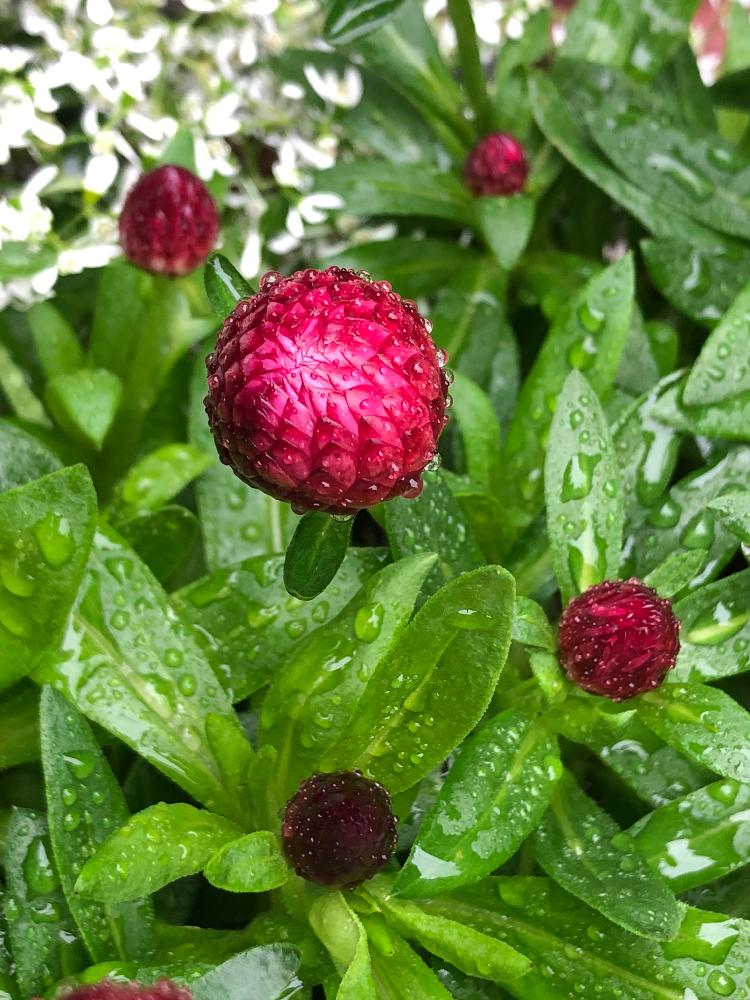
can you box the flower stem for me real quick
[446,0,493,136]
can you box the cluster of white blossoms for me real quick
[0,0,550,309]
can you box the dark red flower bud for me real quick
[119,164,219,276]
[57,980,190,1000]
[463,132,529,197]
[281,770,397,889]
[558,579,681,701]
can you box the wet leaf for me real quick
[26,302,83,378]
[532,772,681,940]
[644,549,707,600]
[40,687,154,961]
[324,0,406,45]
[449,373,502,493]
[309,892,375,998]
[639,682,750,784]
[204,831,288,893]
[709,491,750,543]
[368,928,453,999]
[545,370,623,602]
[203,253,254,319]
[0,682,39,770]
[684,282,750,406]
[118,505,199,585]
[261,553,435,808]
[511,596,555,651]
[499,254,633,547]
[395,707,561,898]
[0,465,96,692]
[174,547,387,702]
[76,803,242,903]
[473,196,534,272]
[671,570,750,682]
[629,778,750,892]
[190,945,303,1000]
[323,565,515,793]
[34,525,244,820]
[46,368,123,450]
[0,421,61,494]
[111,443,211,522]
[284,512,354,601]
[3,809,87,997]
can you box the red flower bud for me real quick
[463,132,529,197]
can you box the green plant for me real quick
[3,1,750,998]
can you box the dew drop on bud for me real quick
[445,393,454,409]
[425,454,442,473]
[437,348,448,367]
[260,270,281,290]
[424,318,433,334]
[356,269,372,281]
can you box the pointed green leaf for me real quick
[473,195,535,272]
[532,772,681,940]
[685,283,750,405]
[546,370,623,602]
[204,253,254,319]
[671,569,750,682]
[190,945,303,1000]
[324,565,515,792]
[111,443,211,521]
[26,302,83,377]
[324,0,407,44]
[283,512,353,601]
[204,831,288,893]
[76,803,242,903]
[0,465,96,692]
[40,687,154,961]
[46,368,122,449]
[0,421,61,494]
[395,707,561,898]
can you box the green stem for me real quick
[445,0,493,136]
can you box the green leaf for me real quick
[528,71,714,244]
[173,547,387,702]
[448,373,502,492]
[327,240,481,301]
[118,505,199,585]
[629,778,750,892]
[190,945,303,1000]
[642,236,747,326]
[395,707,561,898]
[0,465,96,692]
[188,348,298,569]
[644,549,707,600]
[261,553,435,809]
[315,162,472,224]
[45,368,123,449]
[627,445,750,589]
[374,887,531,983]
[0,682,39,770]
[111,443,211,521]
[34,525,244,820]
[205,712,255,798]
[499,254,633,546]
[545,370,624,602]
[367,927,453,999]
[204,253,254,319]
[159,128,197,172]
[612,372,682,527]
[652,373,750,444]
[40,687,154,961]
[684,282,750,406]
[324,0,406,44]
[0,420,61,493]
[323,565,515,792]
[89,262,152,379]
[626,0,699,81]
[76,803,242,903]
[589,101,750,242]
[26,302,83,377]
[709,491,750,543]
[0,339,50,427]
[549,697,712,808]
[283,512,354,601]
[512,596,556,651]
[422,877,740,999]
[309,892,375,997]
[0,241,57,280]
[473,196,535,272]
[559,0,641,67]
[3,809,87,997]
[384,470,484,596]
[639,682,750,784]
[204,831,288,893]
[532,772,681,940]
[671,569,750,682]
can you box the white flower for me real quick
[205,93,241,137]
[58,243,120,275]
[0,47,32,72]
[86,0,113,27]
[297,191,344,224]
[303,64,363,108]
[239,229,262,278]
[83,152,119,195]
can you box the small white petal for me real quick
[86,0,113,26]
[239,230,261,278]
[83,153,119,195]
[58,244,120,275]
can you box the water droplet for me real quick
[164,648,183,668]
[707,970,736,996]
[178,674,197,697]
[23,838,57,897]
[681,512,716,550]
[688,600,750,646]
[246,601,279,629]
[61,787,77,807]
[648,497,682,529]
[354,603,384,643]
[62,811,80,832]
[646,152,713,201]
[33,512,74,568]
[64,750,96,780]
[111,610,130,630]
[561,453,601,502]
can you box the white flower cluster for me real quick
[0,0,550,309]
